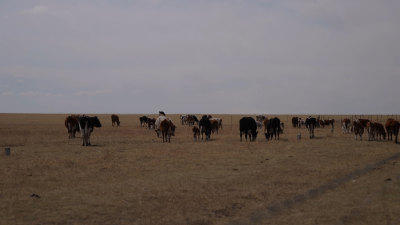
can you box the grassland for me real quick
[0,114,399,225]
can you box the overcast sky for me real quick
[1,0,399,114]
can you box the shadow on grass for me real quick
[81,144,106,147]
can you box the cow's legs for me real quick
[87,130,92,146]
[72,127,77,138]
[309,126,314,138]
[67,123,72,138]
[83,122,89,146]
[82,131,88,146]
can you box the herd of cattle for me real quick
[64,113,400,146]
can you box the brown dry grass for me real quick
[0,114,399,225]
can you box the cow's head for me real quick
[92,116,102,127]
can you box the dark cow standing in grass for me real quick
[264,117,282,141]
[78,115,102,146]
[239,117,258,142]
[385,118,400,144]
[199,115,212,141]
[374,122,386,141]
[147,118,156,129]
[192,115,199,126]
[292,117,299,128]
[65,114,80,139]
[355,118,370,137]
[111,114,120,126]
[159,119,176,143]
[353,120,365,140]
[305,117,317,139]
[139,116,149,127]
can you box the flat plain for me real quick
[1,114,399,225]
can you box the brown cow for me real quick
[159,118,176,143]
[385,118,400,144]
[64,114,80,138]
[341,118,351,133]
[353,120,364,140]
[209,119,219,134]
[192,126,200,141]
[351,118,369,133]
[357,119,370,128]
[374,122,386,141]
[321,119,335,132]
[111,114,120,126]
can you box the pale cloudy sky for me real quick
[1,0,399,114]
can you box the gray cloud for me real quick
[1,0,399,114]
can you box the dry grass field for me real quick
[1,114,400,225]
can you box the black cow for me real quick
[139,116,149,127]
[111,114,120,126]
[264,117,282,141]
[191,115,199,125]
[147,118,156,129]
[199,115,212,140]
[305,117,317,139]
[239,117,258,142]
[78,115,102,146]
